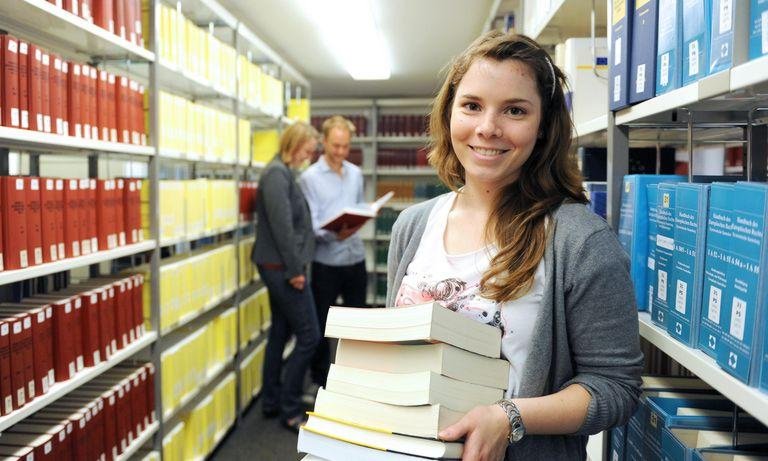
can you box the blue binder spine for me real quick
[656,0,682,94]
[610,0,635,110]
[653,183,678,328]
[646,184,661,311]
[630,0,659,103]
[682,0,711,85]
[749,0,768,60]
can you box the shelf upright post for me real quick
[606,111,629,229]
[147,0,165,455]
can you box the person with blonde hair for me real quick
[300,115,368,389]
[387,31,642,460]
[252,121,320,432]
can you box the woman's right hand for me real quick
[289,274,306,291]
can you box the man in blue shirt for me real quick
[300,115,367,387]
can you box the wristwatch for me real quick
[495,398,526,443]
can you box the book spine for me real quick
[652,183,678,329]
[656,0,682,95]
[2,177,29,269]
[629,0,658,103]
[25,177,43,266]
[609,0,634,110]
[40,52,51,133]
[2,35,20,128]
[18,41,29,129]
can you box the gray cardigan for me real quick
[387,196,643,460]
[252,155,315,279]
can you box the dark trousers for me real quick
[310,260,367,385]
[257,265,320,420]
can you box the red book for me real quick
[0,320,12,415]
[57,288,101,367]
[112,280,128,349]
[122,277,135,344]
[54,179,65,259]
[40,52,51,133]
[114,179,126,246]
[67,63,82,137]
[88,66,98,139]
[0,431,56,461]
[88,179,98,252]
[28,44,42,132]
[107,72,117,142]
[77,178,90,255]
[131,274,144,338]
[0,311,37,401]
[135,0,143,47]
[93,0,115,34]
[136,367,148,427]
[97,70,109,141]
[114,0,126,41]
[60,61,69,136]
[50,54,63,135]
[1,176,29,269]
[5,315,27,408]
[96,179,116,250]
[18,40,29,129]
[128,79,138,145]
[24,177,43,266]
[115,76,129,143]
[40,178,58,262]
[21,297,75,383]
[63,178,81,257]
[34,410,88,461]
[98,284,117,357]
[123,178,135,244]
[0,445,35,460]
[64,0,78,15]
[145,362,155,423]
[1,34,20,128]
[5,424,68,461]
[79,64,90,139]
[138,84,146,145]
[6,304,57,396]
[124,0,135,45]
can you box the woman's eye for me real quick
[505,107,525,116]
[463,102,481,111]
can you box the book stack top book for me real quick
[298,301,510,461]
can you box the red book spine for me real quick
[114,385,128,451]
[138,84,146,145]
[94,0,115,34]
[24,177,43,266]
[114,0,126,41]
[96,179,112,250]
[67,63,81,137]
[102,390,118,460]
[129,374,142,434]
[2,177,29,269]
[79,64,90,139]
[103,286,117,355]
[63,178,80,257]
[43,306,53,389]
[35,307,53,394]
[41,179,58,262]
[114,281,128,349]
[128,79,138,145]
[0,321,12,415]
[124,0,135,45]
[64,0,78,15]
[70,296,84,373]
[2,34,20,128]
[80,292,101,367]
[19,314,35,400]
[8,316,26,408]
[97,70,109,141]
[40,52,51,133]
[145,363,155,422]
[18,41,29,129]
[115,179,126,246]
[50,54,64,135]
[137,367,148,428]
[135,0,143,47]
[123,179,134,244]
[88,66,98,140]
[77,178,90,255]
[28,45,42,132]
[54,179,65,259]
[51,300,75,381]
[132,274,144,337]
[96,289,112,360]
[60,61,69,136]
[115,76,129,143]
[88,179,98,252]
[123,277,135,343]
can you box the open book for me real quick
[320,191,395,232]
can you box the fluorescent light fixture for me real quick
[298,0,391,80]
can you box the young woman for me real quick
[252,121,320,432]
[387,32,643,460]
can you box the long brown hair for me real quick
[428,31,587,302]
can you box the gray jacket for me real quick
[387,196,643,460]
[252,155,315,279]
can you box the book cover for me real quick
[667,183,710,346]
[63,179,81,257]
[630,0,659,103]
[303,413,463,460]
[655,0,682,95]
[325,364,503,413]
[320,191,394,232]
[54,179,65,259]
[40,52,51,133]
[609,0,635,110]
[652,183,678,328]
[697,183,733,358]
[709,0,749,75]
[108,72,117,142]
[116,76,129,143]
[682,0,711,85]
[97,70,109,141]
[749,0,768,59]
[50,54,63,135]
[1,34,20,128]
[115,178,126,246]
[716,182,768,384]
[79,64,90,140]
[88,66,98,139]
[28,44,43,132]
[60,61,69,136]
[334,339,510,390]
[25,177,43,266]
[77,178,90,255]
[618,175,684,309]
[43,297,76,382]
[2,176,29,270]
[67,63,82,137]
[18,40,28,130]
[326,301,502,358]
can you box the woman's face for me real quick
[449,57,542,191]
[290,138,317,168]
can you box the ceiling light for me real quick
[298,0,391,80]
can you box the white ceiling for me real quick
[217,0,499,98]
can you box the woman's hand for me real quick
[288,274,306,290]
[439,404,509,461]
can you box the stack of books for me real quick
[297,301,511,460]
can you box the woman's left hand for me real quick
[439,404,509,461]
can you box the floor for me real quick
[210,397,305,461]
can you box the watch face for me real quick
[511,426,525,442]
